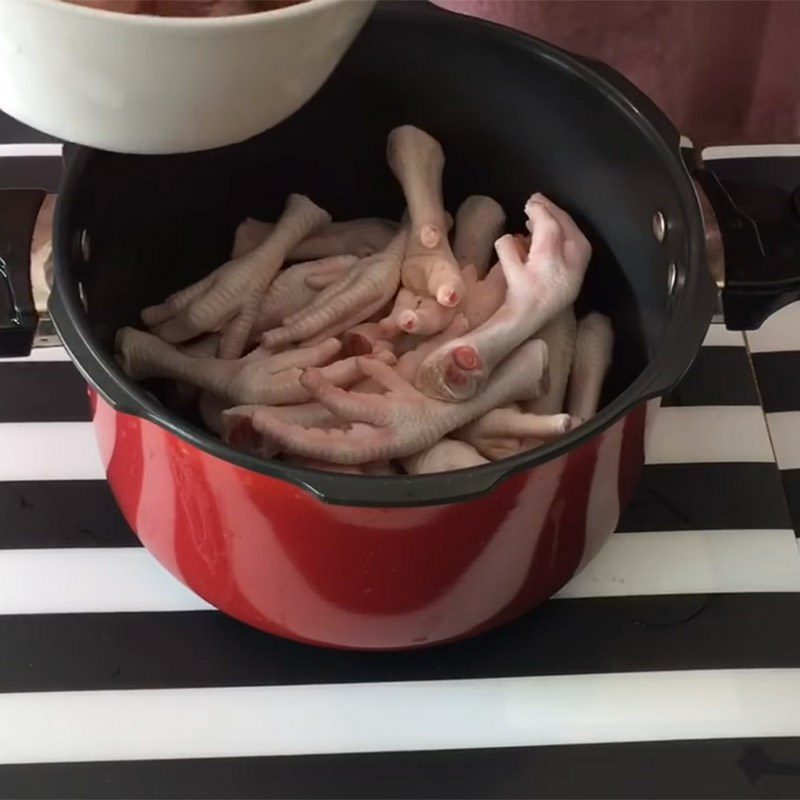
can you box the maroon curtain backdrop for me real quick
[433,0,800,146]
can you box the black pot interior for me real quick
[57,1,707,504]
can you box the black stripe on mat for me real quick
[661,345,759,407]
[0,347,758,432]
[0,340,758,428]
[0,363,90,422]
[0,157,62,192]
[752,352,800,414]
[0,463,788,552]
[3,594,800,693]
[617,462,792,532]
[0,482,136,549]
[3,737,799,800]
[780,469,800,537]
[0,113,58,146]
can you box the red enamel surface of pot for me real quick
[91,388,654,651]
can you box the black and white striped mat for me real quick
[2,117,800,798]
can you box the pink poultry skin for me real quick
[378,195,503,337]
[142,194,329,359]
[567,312,614,423]
[414,194,592,403]
[522,308,577,417]
[228,314,472,454]
[231,217,398,261]
[387,126,465,309]
[251,255,359,339]
[116,327,395,407]
[460,262,506,330]
[229,219,361,338]
[453,195,506,278]
[401,438,489,475]
[458,231,528,331]
[379,287,457,338]
[221,338,549,465]
[340,322,393,357]
[260,229,407,348]
[454,403,576,461]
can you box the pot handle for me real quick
[563,50,800,331]
[689,156,800,330]
[0,188,46,357]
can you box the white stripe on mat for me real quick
[0,143,63,158]
[703,144,800,160]
[765,412,800,471]
[0,549,211,614]
[2,346,71,363]
[745,301,800,353]
[0,406,775,482]
[702,324,745,348]
[1,669,799,763]
[2,530,798,615]
[645,406,774,465]
[0,422,103,481]
[556,529,800,598]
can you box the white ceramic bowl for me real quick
[0,0,375,154]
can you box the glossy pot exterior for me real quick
[91,388,653,650]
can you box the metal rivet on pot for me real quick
[78,283,88,311]
[80,230,91,262]
[667,262,678,295]
[652,211,666,243]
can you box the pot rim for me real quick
[49,2,716,508]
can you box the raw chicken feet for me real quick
[115,124,612,478]
[116,326,395,407]
[252,255,359,339]
[387,126,465,308]
[222,338,549,465]
[379,287,457,337]
[453,195,506,277]
[401,438,489,474]
[232,217,398,261]
[142,194,329,358]
[567,312,614,423]
[415,194,591,402]
[261,230,407,347]
[455,404,576,460]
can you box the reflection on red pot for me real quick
[91,390,646,650]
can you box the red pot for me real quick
[93,391,653,649]
[2,1,798,649]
